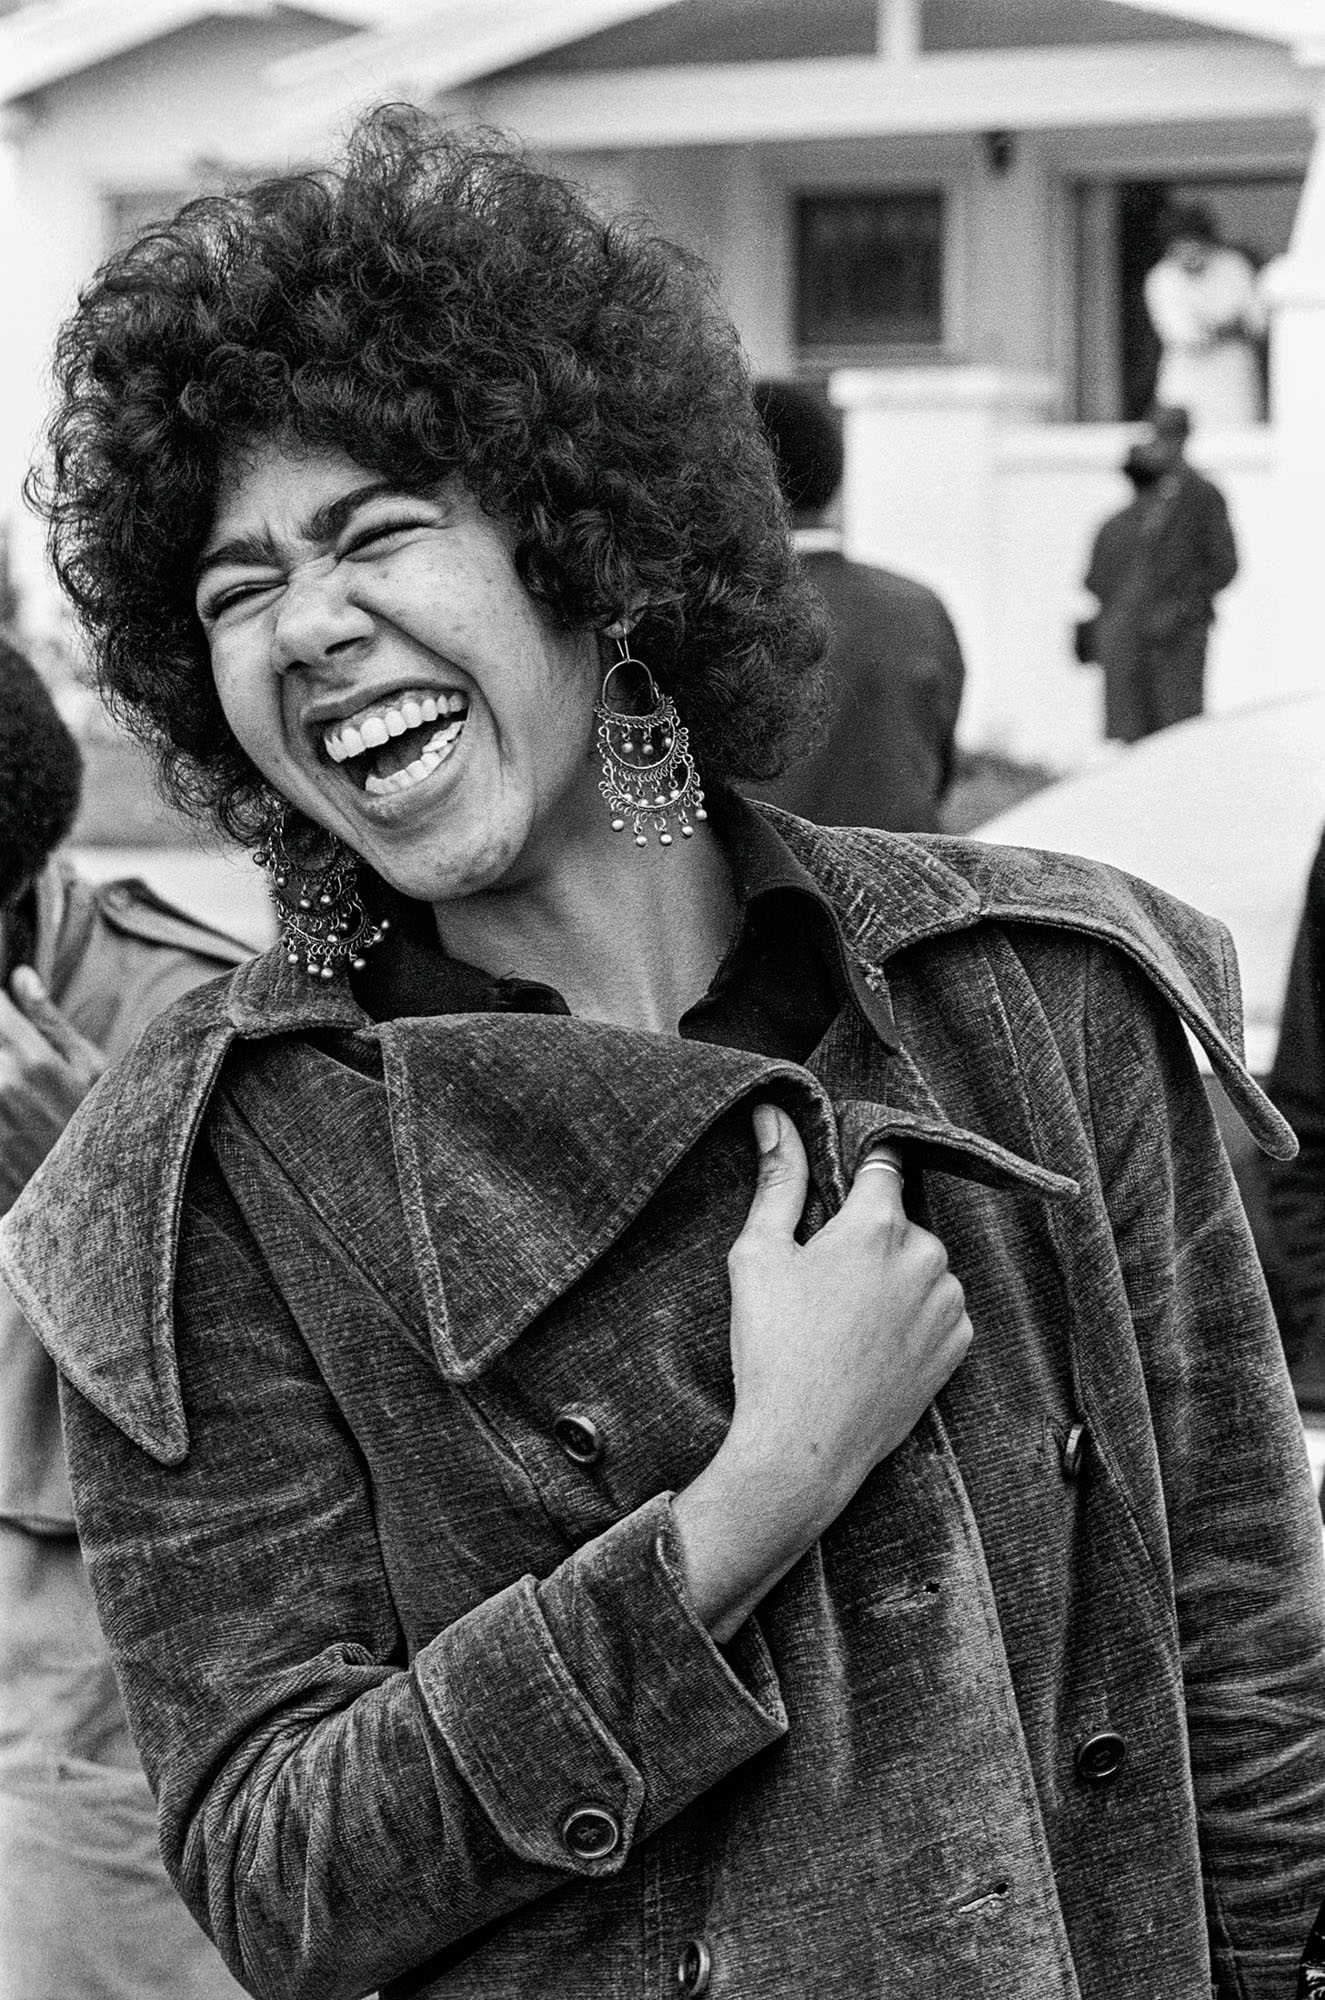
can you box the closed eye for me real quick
[197,575,281,623]
[340,515,431,558]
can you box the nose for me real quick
[270,565,374,675]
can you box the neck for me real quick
[432,811,740,1035]
[792,524,842,555]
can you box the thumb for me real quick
[8,967,103,1072]
[741,1103,810,1241]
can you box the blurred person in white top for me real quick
[1144,203,1266,428]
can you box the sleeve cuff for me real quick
[414,1494,786,1875]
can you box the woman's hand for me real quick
[673,1103,972,1642]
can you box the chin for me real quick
[368,819,532,909]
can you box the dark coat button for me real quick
[553,1408,605,1466]
[1062,1421,1089,1479]
[562,1805,621,1860]
[676,1938,712,1993]
[1076,1729,1126,1784]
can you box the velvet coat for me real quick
[1,814,1322,2000]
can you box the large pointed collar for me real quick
[766,810,1290,1160]
[0,810,1292,1467]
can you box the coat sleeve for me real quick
[1267,836,1325,1386]
[1083,941,1325,1996]
[59,1149,786,2000]
[1197,482,1239,599]
[1083,519,1112,604]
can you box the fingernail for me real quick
[752,1105,779,1154]
[9,966,41,1002]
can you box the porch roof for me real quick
[1117,0,1323,43]
[0,0,400,104]
[253,0,1313,161]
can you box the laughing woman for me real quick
[3,111,1324,2000]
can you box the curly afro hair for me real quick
[32,107,828,845]
[0,640,83,906]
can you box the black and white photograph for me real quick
[0,2,1323,1995]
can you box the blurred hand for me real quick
[0,967,106,1213]
[674,1103,972,1640]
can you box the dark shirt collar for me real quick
[350,789,895,1055]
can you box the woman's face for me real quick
[197,439,603,905]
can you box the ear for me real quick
[604,597,648,641]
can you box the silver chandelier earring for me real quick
[254,800,389,981]
[594,637,706,848]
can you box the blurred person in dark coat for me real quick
[1082,406,1238,744]
[1267,827,1325,1418]
[0,639,248,1999]
[746,381,964,833]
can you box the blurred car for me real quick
[975,691,1325,1488]
[975,692,1325,1076]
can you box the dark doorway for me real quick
[1117,182,1168,420]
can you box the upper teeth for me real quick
[321,689,466,764]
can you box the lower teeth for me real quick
[363,719,464,795]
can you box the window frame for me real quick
[790,172,968,369]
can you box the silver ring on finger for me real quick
[858,1156,903,1182]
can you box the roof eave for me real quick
[0,0,384,107]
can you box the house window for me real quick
[796,190,945,354]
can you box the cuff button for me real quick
[562,1804,621,1860]
[676,1937,712,1993]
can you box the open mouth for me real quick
[320,688,469,797]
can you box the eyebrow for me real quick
[193,480,403,586]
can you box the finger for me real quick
[0,985,54,1062]
[741,1104,811,1241]
[7,968,100,1068]
[845,1141,907,1220]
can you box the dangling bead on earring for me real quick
[254,800,389,981]
[594,637,706,848]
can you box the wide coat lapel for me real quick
[378,1015,845,1383]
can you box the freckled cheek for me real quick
[211,652,287,766]
[375,556,492,641]
[209,662,246,744]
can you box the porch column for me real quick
[1265,42,1325,700]
[829,365,1057,750]
[875,0,920,63]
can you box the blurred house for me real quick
[0,0,1322,768]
